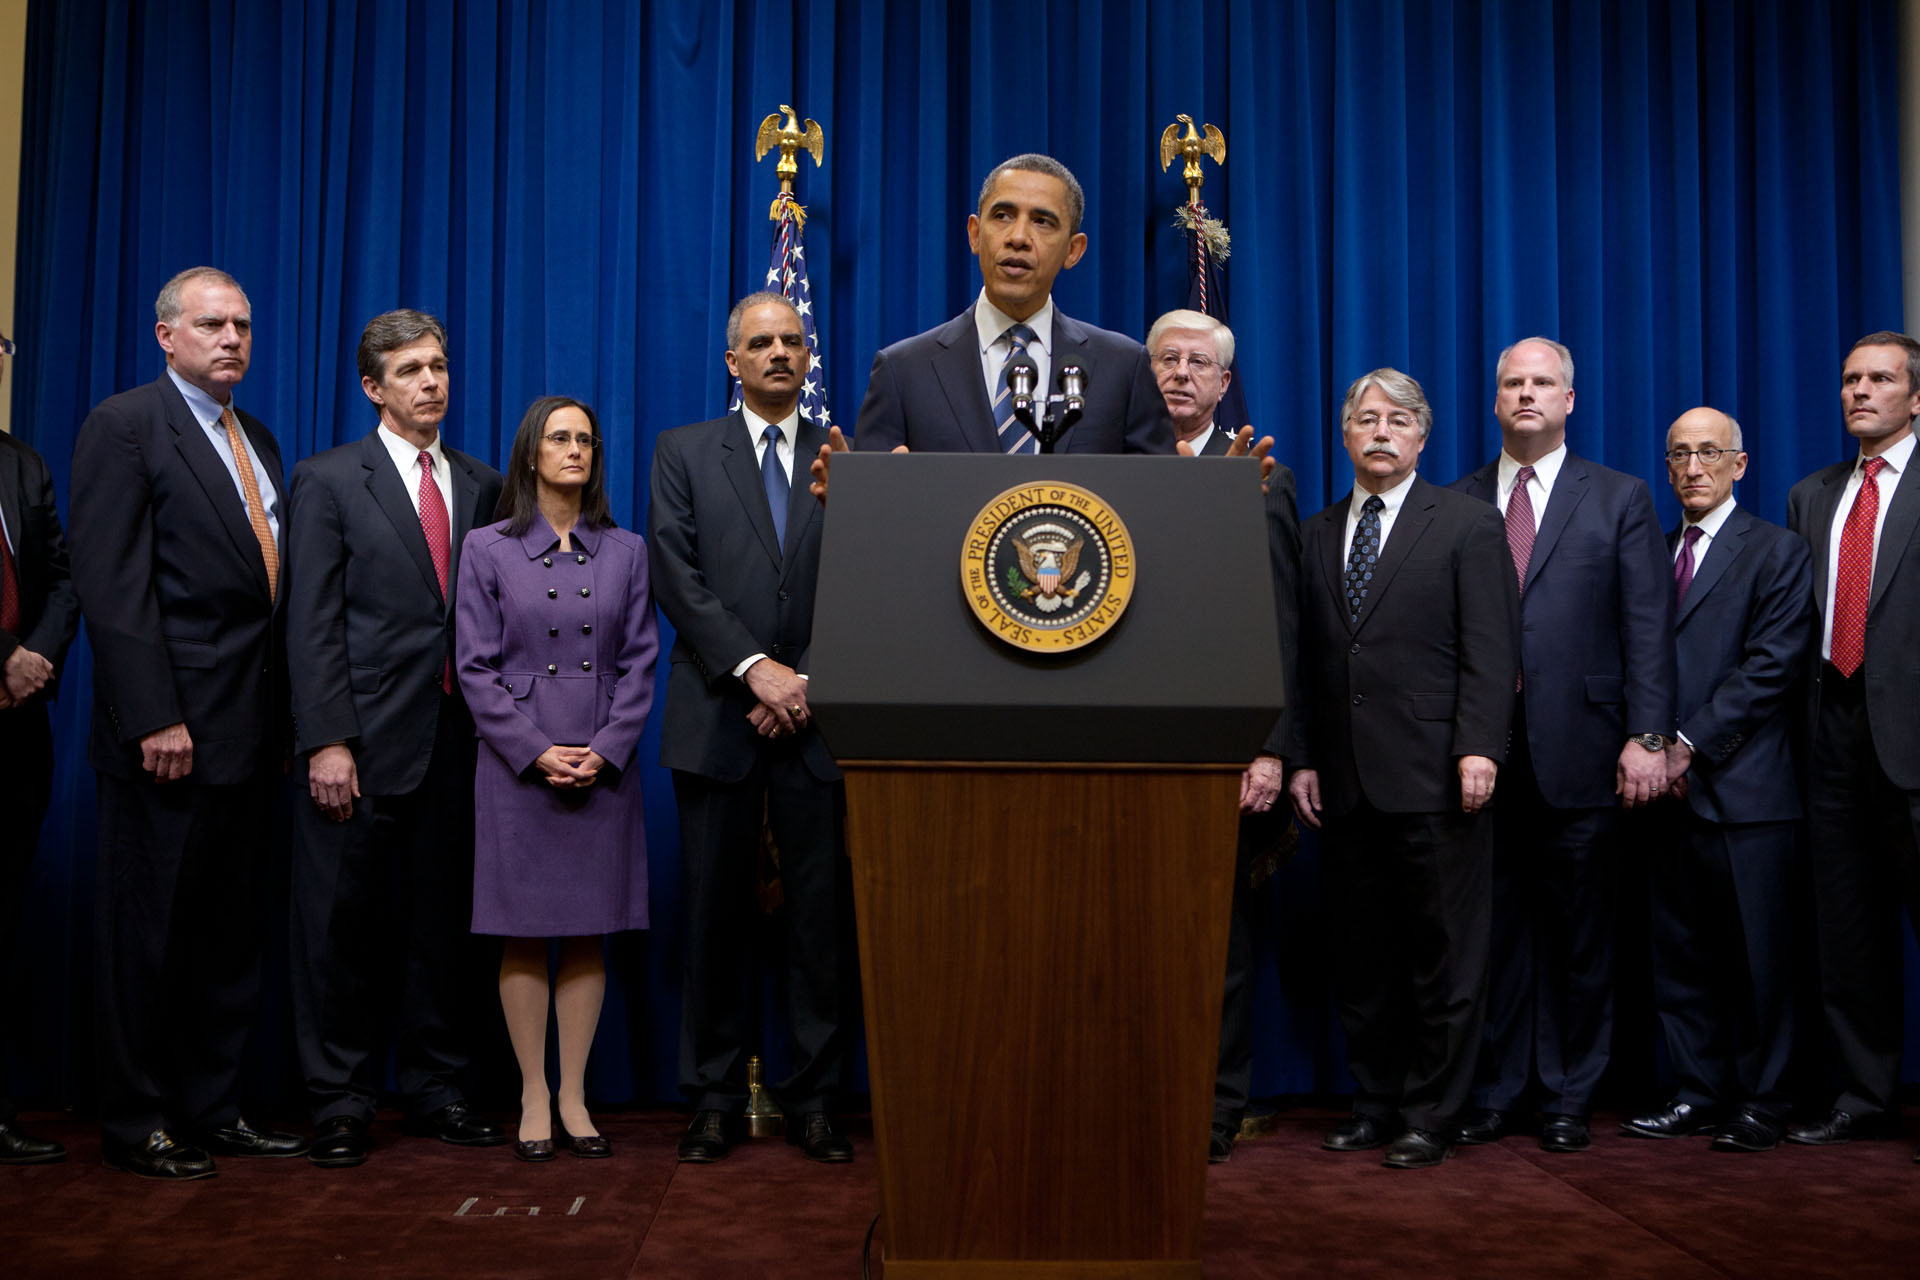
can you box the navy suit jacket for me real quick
[1287,475,1520,816]
[647,411,837,783]
[285,430,503,795]
[1667,504,1812,824]
[69,374,288,784]
[853,306,1174,455]
[1452,451,1676,808]
[1787,452,1920,789]
[0,431,80,702]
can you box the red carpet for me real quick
[2,1107,1915,1278]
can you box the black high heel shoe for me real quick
[513,1136,556,1162]
[557,1119,611,1159]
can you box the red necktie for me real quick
[1830,456,1887,677]
[418,451,453,692]
[1505,465,1537,593]
[0,525,21,634]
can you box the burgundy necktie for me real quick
[418,451,453,692]
[1505,465,1537,593]
[1673,524,1704,606]
[0,525,21,634]
[1830,456,1887,677]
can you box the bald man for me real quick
[1620,408,1811,1152]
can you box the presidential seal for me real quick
[960,482,1136,653]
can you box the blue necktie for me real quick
[762,424,788,553]
[993,323,1038,455]
[1345,495,1384,622]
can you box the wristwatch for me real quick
[1630,733,1669,752]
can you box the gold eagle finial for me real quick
[754,105,825,213]
[1158,114,1226,204]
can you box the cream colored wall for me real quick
[0,0,25,436]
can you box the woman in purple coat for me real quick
[455,396,658,1161]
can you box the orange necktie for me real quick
[221,406,279,600]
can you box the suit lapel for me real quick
[1804,462,1847,608]
[160,377,275,600]
[1315,496,1358,636]
[0,447,23,565]
[1352,478,1433,633]
[1525,453,1590,594]
[931,310,999,452]
[1457,462,1498,505]
[1675,506,1746,627]
[780,420,827,580]
[360,432,444,603]
[445,448,483,589]
[1871,457,1920,613]
[721,412,784,568]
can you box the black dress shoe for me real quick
[0,1120,66,1165]
[558,1124,611,1159]
[677,1110,741,1163]
[409,1101,507,1147]
[1322,1114,1390,1152]
[513,1137,556,1162]
[1382,1128,1451,1169]
[309,1115,370,1168]
[1711,1109,1783,1152]
[1208,1125,1236,1164]
[194,1118,310,1158]
[787,1111,852,1163]
[1539,1114,1590,1153]
[102,1129,216,1180]
[1787,1109,1896,1146]
[1455,1108,1509,1145]
[1620,1099,1720,1140]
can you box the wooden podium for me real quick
[810,455,1284,1278]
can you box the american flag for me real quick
[731,193,833,428]
[1182,200,1249,434]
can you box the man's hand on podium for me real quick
[1176,424,1278,490]
[811,426,910,505]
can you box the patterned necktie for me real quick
[1345,495,1385,622]
[762,425,789,553]
[993,323,1038,455]
[1505,464,1537,594]
[1673,524,1704,606]
[0,523,20,634]
[417,451,453,692]
[221,406,279,601]
[1830,455,1887,677]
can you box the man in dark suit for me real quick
[649,292,851,1164]
[1450,336,1676,1153]
[0,329,81,1165]
[1285,368,1519,1169]
[286,310,506,1167]
[1147,308,1301,1162]
[854,153,1174,456]
[1620,408,1811,1153]
[69,267,307,1178]
[1784,331,1920,1157]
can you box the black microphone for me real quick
[1059,362,1086,414]
[1008,355,1039,415]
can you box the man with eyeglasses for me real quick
[1450,337,1675,1155]
[0,327,81,1166]
[1619,408,1810,1152]
[1145,308,1301,1162]
[1784,331,1920,1160]
[284,309,507,1167]
[1285,369,1519,1169]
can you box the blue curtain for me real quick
[9,0,1909,1110]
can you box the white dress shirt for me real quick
[1343,469,1420,563]
[974,289,1055,409]
[1821,430,1915,661]
[376,422,451,517]
[1495,441,1569,528]
[166,366,281,544]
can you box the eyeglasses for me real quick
[1153,350,1218,374]
[1664,446,1737,466]
[1352,411,1420,432]
[542,431,599,450]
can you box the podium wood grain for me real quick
[844,763,1239,1278]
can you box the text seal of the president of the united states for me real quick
[960,482,1135,654]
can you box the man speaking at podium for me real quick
[853,153,1174,456]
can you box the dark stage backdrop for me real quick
[8,0,1915,1112]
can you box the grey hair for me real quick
[1849,331,1920,393]
[978,153,1086,236]
[1340,367,1433,440]
[356,309,450,384]
[1145,309,1235,368]
[1494,336,1575,390]
[155,267,248,324]
[1666,408,1745,452]
[726,290,801,352]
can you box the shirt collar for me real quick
[974,289,1054,356]
[742,403,801,447]
[1683,495,1738,538]
[1350,468,1419,519]
[1183,422,1219,455]
[1859,430,1917,476]
[377,421,445,471]
[166,366,232,429]
[516,517,602,559]
[1498,441,1568,495]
